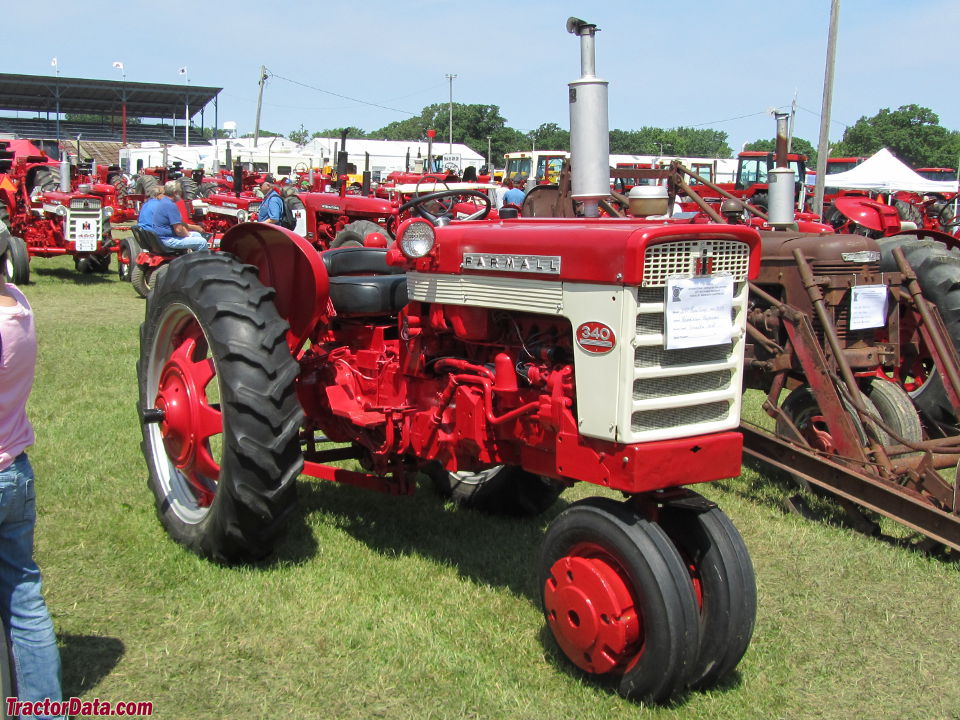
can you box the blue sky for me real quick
[4,0,957,155]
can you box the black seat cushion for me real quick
[328,275,408,315]
[322,247,402,276]
[131,225,187,256]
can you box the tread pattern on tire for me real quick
[139,252,303,563]
[877,235,960,424]
[539,497,700,703]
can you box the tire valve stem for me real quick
[140,408,165,425]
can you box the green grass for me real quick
[19,255,960,719]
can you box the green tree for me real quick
[608,127,731,157]
[288,124,309,145]
[743,136,818,165]
[312,127,367,139]
[832,105,960,168]
[241,129,282,138]
[373,103,526,164]
[529,122,570,151]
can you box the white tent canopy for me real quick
[824,148,958,194]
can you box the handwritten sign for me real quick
[849,285,887,330]
[665,275,734,350]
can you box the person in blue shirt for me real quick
[151,181,208,252]
[503,180,526,207]
[257,177,284,224]
[137,185,164,229]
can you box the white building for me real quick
[121,137,486,181]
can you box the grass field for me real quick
[17,255,960,719]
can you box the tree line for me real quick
[275,103,960,171]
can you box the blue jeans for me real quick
[0,454,63,719]
[161,232,208,252]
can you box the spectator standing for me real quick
[151,181,208,252]
[0,230,65,720]
[257,177,284,224]
[493,180,510,210]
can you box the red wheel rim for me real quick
[154,322,221,506]
[543,543,642,674]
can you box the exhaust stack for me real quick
[567,17,609,218]
[767,111,795,229]
[59,153,71,193]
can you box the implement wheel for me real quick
[138,252,303,563]
[539,497,699,703]
[659,496,756,689]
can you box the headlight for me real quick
[398,219,436,258]
[102,206,114,219]
[54,205,67,217]
[237,210,249,223]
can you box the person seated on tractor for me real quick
[137,185,164,229]
[257,176,284,225]
[151,181,208,252]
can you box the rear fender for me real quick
[221,222,329,352]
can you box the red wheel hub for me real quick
[154,325,222,506]
[544,552,642,674]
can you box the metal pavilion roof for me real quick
[0,73,221,120]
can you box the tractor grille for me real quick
[70,198,100,210]
[622,240,750,443]
[67,209,103,252]
[811,262,881,343]
[632,402,731,432]
[641,239,751,287]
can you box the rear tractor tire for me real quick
[2,236,29,285]
[331,219,387,248]
[539,497,701,703]
[877,235,960,427]
[138,252,303,563]
[131,262,169,299]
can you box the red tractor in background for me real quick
[137,19,760,704]
[0,140,126,282]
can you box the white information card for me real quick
[849,285,887,330]
[665,275,735,350]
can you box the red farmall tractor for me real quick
[137,19,761,703]
[0,141,127,282]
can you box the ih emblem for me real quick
[695,246,714,275]
[576,321,616,354]
[82,222,91,231]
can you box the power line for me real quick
[687,110,769,128]
[266,69,418,117]
[798,104,850,129]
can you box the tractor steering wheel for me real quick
[398,189,492,225]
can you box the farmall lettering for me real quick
[461,253,561,274]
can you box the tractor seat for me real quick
[130,225,187,256]
[322,247,407,316]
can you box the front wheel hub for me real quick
[544,555,641,674]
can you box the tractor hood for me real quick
[758,229,880,265]
[416,217,761,285]
[300,191,394,217]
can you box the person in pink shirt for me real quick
[0,229,64,719]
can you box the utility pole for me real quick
[487,136,492,174]
[254,65,267,147]
[813,0,841,217]
[179,66,190,147]
[445,73,457,153]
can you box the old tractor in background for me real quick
[0,140,126,282]
[137,20,761,704]
[523,109,960,553]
